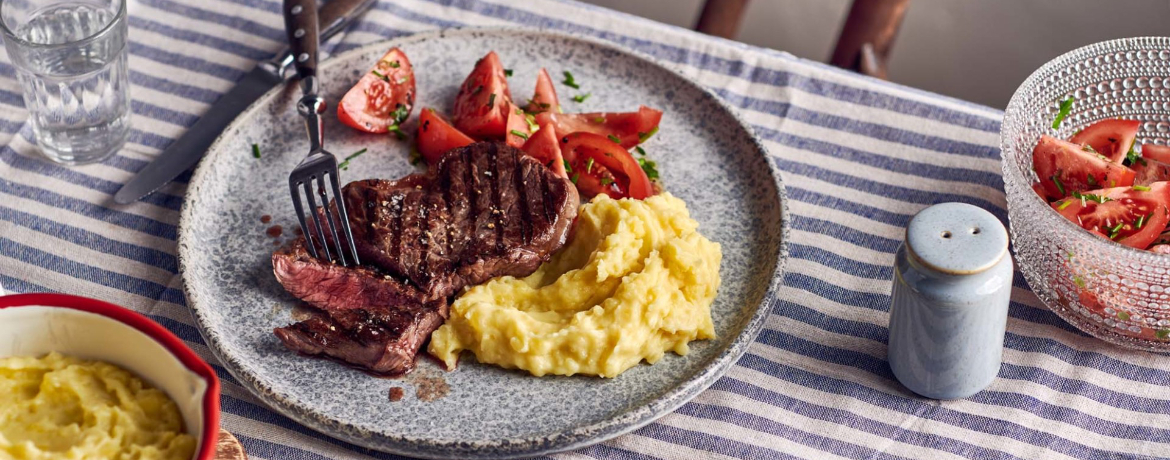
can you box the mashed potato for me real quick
[0,352,196,460]
[429,193,722,378]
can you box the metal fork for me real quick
[283,0,359,266]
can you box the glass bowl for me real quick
[1003,37,1170,350]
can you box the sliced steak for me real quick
[343,142,579,296]
[272,239,447,376]
[272,142,578,375]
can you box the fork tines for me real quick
[289,155,360,267]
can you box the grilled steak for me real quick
[272,143,579,375]
[344,142,580,297]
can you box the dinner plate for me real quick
[180,28,788,459]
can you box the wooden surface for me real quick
[829,0,910,79]
[694,0,750,39]
[216,429,247,460]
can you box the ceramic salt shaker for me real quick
[887,202,1012,400]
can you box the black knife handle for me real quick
[283,0,319,80]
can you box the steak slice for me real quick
[271,143,578,375]
[344,142,580,297]
[272,239,447,376]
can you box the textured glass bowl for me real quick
[1003,37,1170,351]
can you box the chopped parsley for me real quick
[592,116,606,124]
[1071,190,1111,204]
[1118,311,1131,321]
[387,124,406,140]
[1126,142,1145,166]
[387,60,400,68]
[338,148,368,170]
[607,134,621,144]
[1158,329,1170,340]
[562,71,580,89]
[1137,213,1149,229]
[600,177,613,186]
[563,159,572,174]
[570,173,579,184]
[1052,96,1074,129]
[638,126,659,143]
[1052,173,1066,196]
[409,145,423,166]
[486,93,496,108]
[371,69,389,82]
[510,129,529,140]
[1082,144,1097,153]
[1109,221,1125,239]
[1134,184,1151,191]
[637,157,659,180]
[635,146,646,156]
[390,104,409,124]
[504,68,513,77]
[585,158,594,173]
[572,93,590,103]
[251,143,261,159]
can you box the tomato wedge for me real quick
[504,103,532,148]
[1070,119,1140,163]
[1051,183,1170,249]
[452,51,512,139]
[1143,144,1170,163]
[417,108,474,165]
[1033,135,1135,199]
[526,68,559,114]
[521,121,567,178]
[560,132,653,200]
[536,106,662,149]
[1133,157,1170,186]
[338,48,415,134]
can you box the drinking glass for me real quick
[0,0,131,165]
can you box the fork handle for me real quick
[283,0,319,81]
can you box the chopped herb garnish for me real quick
[486,93,496,108]
[637,157,659,180]
[1109,221,1125,239]
[338,148,368,170]
[504,68,513,77]
[1158,329,1170,340]
[637,126,659,143]
[592,116,606,124]
[1134,184,1151,191]
[1052,173,1066,196]
[390,104,409,124]
[371,69,389,82]
[1087,174,1098,187]
[398,76,408,84]
[1071,190,1111,204]
[409,145,423,166]
[563,159,572,174]
[251,143,261,159]
[562,70,580,89]
[524,113,539,132]
[1126,142,1145,166]
[1073,275,1086,289]
[1082,144,1097,153]
[387,124,406,140]
[510,129,529,140]
[635,146,646,156]
[585,158,594,173]
[1136,213,1148,229]
[607,134,621,144]
[572,93,590,103]
[1056,200,1073,210]
[571,173,579,184]
[1052,96,1074,129]
[388,60,400,68]
[600,177,614,186]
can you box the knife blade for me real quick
[114,0,376,205]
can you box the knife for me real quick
[114,0,376,205]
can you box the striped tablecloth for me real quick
[0,0,1165,458]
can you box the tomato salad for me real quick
[1033,99,1170,253]
[338,47,662,201]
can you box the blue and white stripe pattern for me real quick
[1,0,1166,458]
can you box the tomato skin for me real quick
[536,106,662,149]
[560,132,654,200]
[1143,144,1170,163]
[504,103,532,148]
[1132,157,1170,185]
[452,51,512,139]
[526,68,559,114]
[1051,183,1170,249]
[417,108,474,165]
[1033,135,1135,199]
[520,122,567,178]
[338,48,415,134]
[1070,119,1140,163]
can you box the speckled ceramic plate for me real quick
[179,28,788,459]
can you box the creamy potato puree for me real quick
[0,352,196,460]
[429,193,722,378]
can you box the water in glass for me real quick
[4,1,130,165]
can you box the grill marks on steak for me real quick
[344,142,579,297]
[273,143,579,375]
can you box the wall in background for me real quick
[580,0,1170,109]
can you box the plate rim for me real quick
[178,26,790,459]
